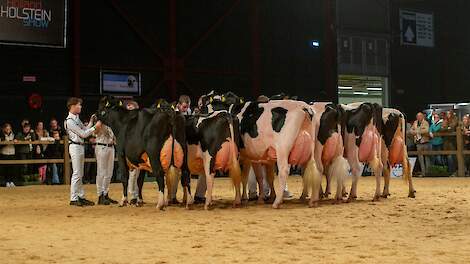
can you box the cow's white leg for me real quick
[184,186,193,209]
[273,157,289,209]
[203,151,215,210]
[371,140,384,201]
[265,164,276,204]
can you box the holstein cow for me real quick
[381,108,416,198]
[184,110,241,210]
[203,93,322,208]
[97,96,192,210]
[341,102,384,201]
[306,102,350,202]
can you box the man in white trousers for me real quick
[65,97,102,206]
[125,100,141,204]
[94,124,118,205]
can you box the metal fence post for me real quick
[456,125,465,177]
[63,136,71,185]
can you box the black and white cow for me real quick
[341,102,384,201]
[184,110,242,210]
[97,96,192,210]
[201,92,322,208]
[381,108,416,198]
[306,102,350,202]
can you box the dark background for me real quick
[0,0,469,128]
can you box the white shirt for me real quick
[95,125,115,145]
[64,112,95,144]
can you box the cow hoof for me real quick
[408,192,416,198]
[342,191,349,198]
[204,203,213,210]
[272,202,281,209]
[347,196,357,203]
[308,201,319,208]
[168,198,180,206]
[321,192,331,199]
[232,200,242,208]
[119,200,128,207]
[372,195,381,202]
[381,193,390,199]
[136,200,144,207]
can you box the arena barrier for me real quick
[407,125,470,177]
[0,137,116,185]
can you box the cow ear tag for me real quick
[171,105,175,110]
[119,101,123,106]
[210,97,213,103]
[157,103,161,108]
[105,101,110,107]
[221,96,226,102]
[240,98,244,104]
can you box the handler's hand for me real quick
[95,121,102,129]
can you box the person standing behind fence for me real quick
[429,113,444,166]
[15,122,36,185]
[462,114,470,176]
[442,110,458,176]
[411,112,431,177]
[94,124,118,205]
[44,130,63,184]
[1,123,17,187]
[65,97,102,206]
[34,121,50,183]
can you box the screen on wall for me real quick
[101,71,141,95]
[0,0,67,47]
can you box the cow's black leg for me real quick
[137,170,145,206]
[148,155,165,210]
[117,154,129,207]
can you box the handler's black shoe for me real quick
[104,194,118,204]
[79,197,95,206]
[98,195,110,205]
[69,200,83,207]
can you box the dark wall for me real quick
[391,0,470,117]
[0,0,330,128]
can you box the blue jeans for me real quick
[51,163,60,184]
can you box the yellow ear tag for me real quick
[209,97,213,103]
[221,96,226,102]
[171,105,175,110]
[240,98,244,104]
[105,101,110,107]
[157,103,161,108]
[119,101,123,106]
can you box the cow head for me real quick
[154,98,176,111]
[97,96,125,126]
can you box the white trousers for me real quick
[70,145,85,201]
[95,145,115,196]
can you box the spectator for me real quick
[1,123,17,187]
[411,112,431,176]
[176,95,191,115]
[35,121,50,183]
[429,113,444,166]
[15,122,37,184]
[462,114,470,176]
[44,130,63,184]
[442,110,458,175]
[49,118,64,137]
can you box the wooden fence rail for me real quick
[0,137,110,185]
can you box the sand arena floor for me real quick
[0,176,469,264]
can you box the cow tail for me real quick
[327,155,350,200]
[228,116,241,190]
[166,112,179,200]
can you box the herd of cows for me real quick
[96,92,416,210]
